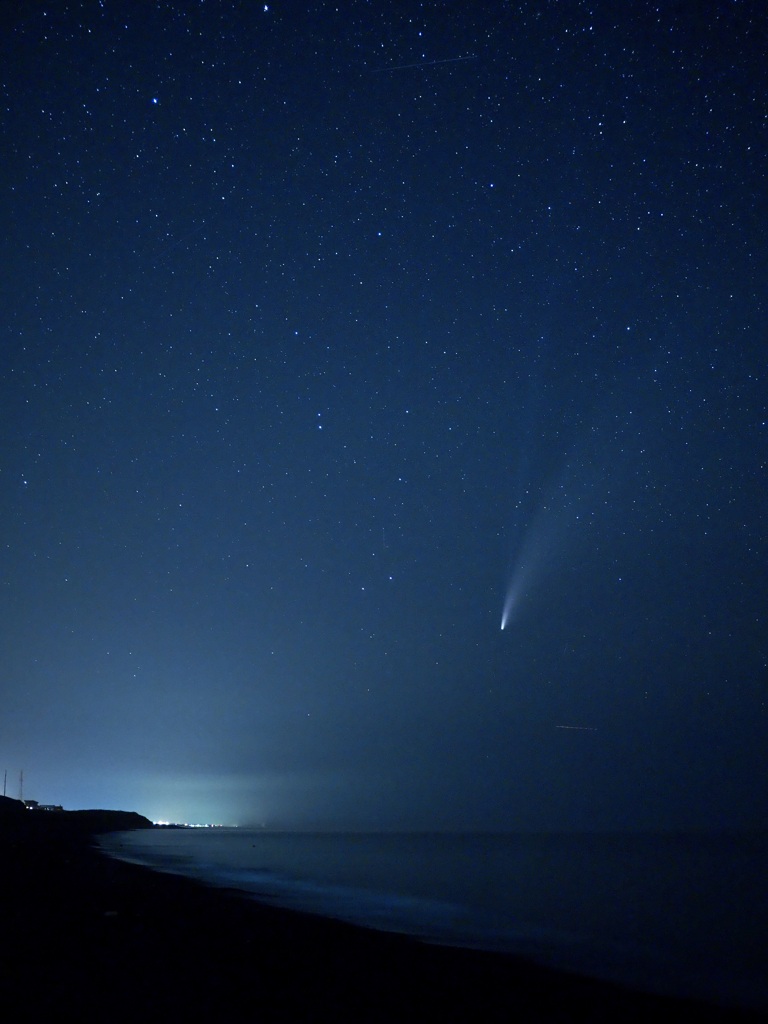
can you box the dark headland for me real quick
[0,795,761,1023]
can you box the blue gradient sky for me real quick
[2,1,766,827]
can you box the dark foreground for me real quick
[0,802,763,1022]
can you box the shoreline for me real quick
[1,811,764,1022]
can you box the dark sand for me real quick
[0,803,762,1022]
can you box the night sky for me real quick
[2,1,766,829]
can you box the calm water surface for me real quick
[100,829,768,1010]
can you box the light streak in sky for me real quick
[500,561,533,631]
[555,725,598,731]
[500,586,516,630]
[373,54,477,73]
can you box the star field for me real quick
[1,1,766,828]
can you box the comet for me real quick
[500,589,515,630]
[500,565,530,631]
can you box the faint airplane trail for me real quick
[152,221,207,262]
[372,55,477,73]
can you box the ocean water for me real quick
[99,829,768,1010]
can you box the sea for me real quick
[99,828,768,1011]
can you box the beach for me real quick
[0,803,762,1022]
